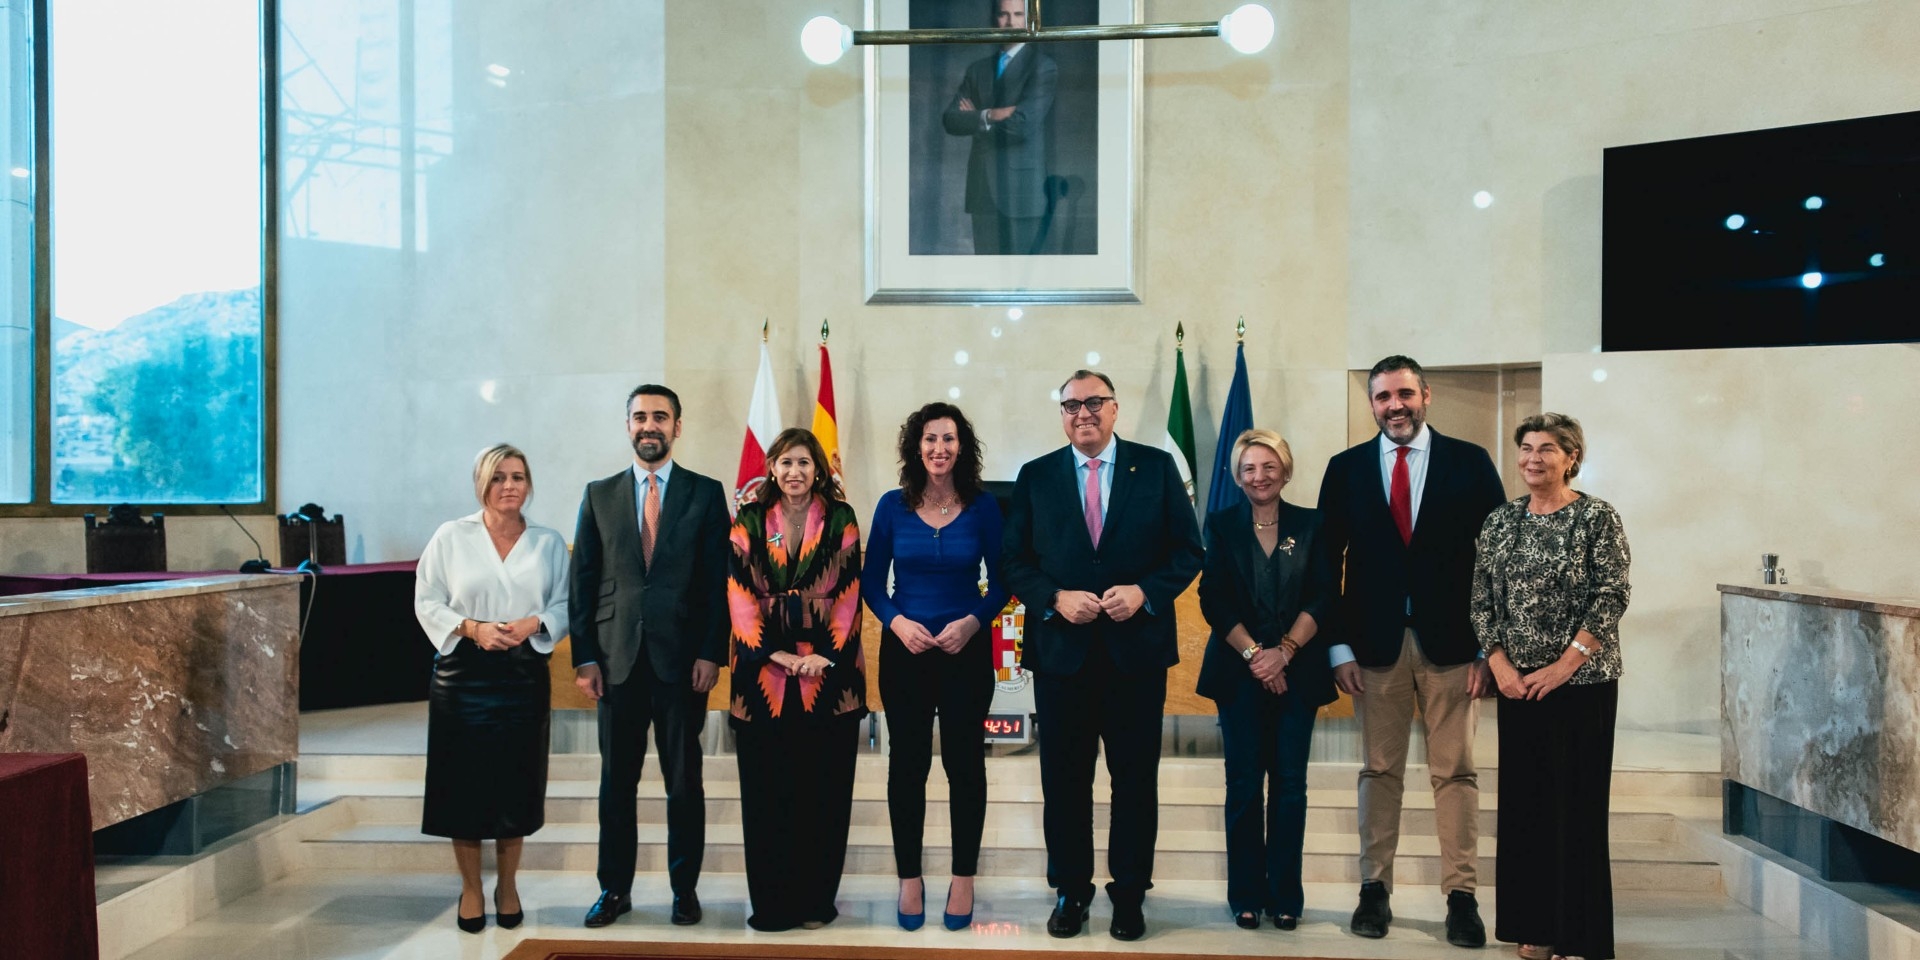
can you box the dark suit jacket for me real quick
[1195,500,1337,707]
[1315,430,1506,668]
[1001,438,1203,676]
[569,464,731,687]
[941,45,1058,219]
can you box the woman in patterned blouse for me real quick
[1470,412,1630,960]
[727,428,868,932]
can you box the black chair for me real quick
[278,504,346,568]
[83,504,167,573]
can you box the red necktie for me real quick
[1390,446,1412,545]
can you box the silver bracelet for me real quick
[1570,638,1596,657]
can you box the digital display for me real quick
[1603,110,1919,352]
[983,713,1029,742]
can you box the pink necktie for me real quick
[642,473,661,565]
[1390,447,1412,545]
[1083,458,1103,549]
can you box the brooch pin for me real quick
[767,532,783,546]
[1278,536,1296,555]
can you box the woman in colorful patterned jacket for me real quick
[727,427,868,932]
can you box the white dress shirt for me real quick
[414,511,570,656]
[1329,426,1433,669]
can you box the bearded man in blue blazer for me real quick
[1002,370,1204,942]
[1317,355,1506,947]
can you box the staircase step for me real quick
[319,788,1699,844]
[298,753,1720,798]
[300,819,1719,891]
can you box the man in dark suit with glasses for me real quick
[1002,370,1204,942]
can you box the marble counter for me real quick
[0,574,300,829]
[1720,583,1920,854]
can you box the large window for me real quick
[1,2,33,504]
[3,0,272,511]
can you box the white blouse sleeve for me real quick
[413,523,467,656]
[530,529,570,655]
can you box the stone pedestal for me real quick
[1720,583,1920,873]
[0,575,301,830]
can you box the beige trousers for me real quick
[1353,628,1478,895]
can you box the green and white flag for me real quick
[1162,335,1197,503]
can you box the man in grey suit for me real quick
[571,384,731,929]
[942,0,1058,254]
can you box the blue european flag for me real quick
[1205,343,1254,515]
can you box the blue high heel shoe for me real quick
[898,879,925,931]
[943,880,973,931]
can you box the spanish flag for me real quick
[811,340,843,484]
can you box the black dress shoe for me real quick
[1350,880,1391,938]
[1273,913,1299,930]
[1445,890,1487,947]
[1109,901,1145,941]
[1234,910,1261,929]
[456,897,486,934]
[493,889,523,930]
[584,891,632,928]
[1046,895,1090,938]
[671,892,702,925]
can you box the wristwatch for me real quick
[1241,642,1262,662]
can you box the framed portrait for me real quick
[865,0,1141,304]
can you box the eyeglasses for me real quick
[1059,396,1113,415]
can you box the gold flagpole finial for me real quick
[1236,316,1246,343]
[761,319,769,343]
[820,319,830,344]
[1175,321,1185,348]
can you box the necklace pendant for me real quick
[940,505,951,515]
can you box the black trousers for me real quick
[1033,645,1167,906]
[1495,680,1618,960]
[880,628,995,878]
[596,666,707,898]
[1215,676,1320,916]
[735,713,861,931]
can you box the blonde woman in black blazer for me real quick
[1196,428,1336,932]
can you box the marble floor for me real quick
[124,871,1839,960]
[103,705,1844,960]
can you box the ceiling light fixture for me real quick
[801,1,1275,66]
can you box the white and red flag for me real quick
[733,339,785,512]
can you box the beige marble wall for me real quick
[1347,0,1920,366]
[1548,343,1920,732]
[657,1,1353,522]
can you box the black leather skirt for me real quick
[422,638,551,839]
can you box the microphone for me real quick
[220,504,272,573]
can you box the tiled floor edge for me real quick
[97,800,357,960]
[1680,818,1920,960]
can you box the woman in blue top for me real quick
[865,402,1009,932]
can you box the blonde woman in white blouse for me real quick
[414,443,570,934]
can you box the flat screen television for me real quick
[1602,110,1919,352]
